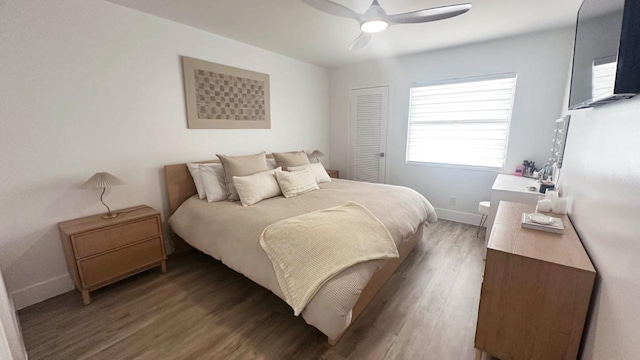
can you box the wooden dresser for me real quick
[475,201,595,360]
[58,205,166,305]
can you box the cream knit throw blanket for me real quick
[259,201,399,316]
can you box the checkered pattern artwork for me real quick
[194,70,266,121]
[183,56,270,129]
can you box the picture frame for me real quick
[182,56,271,129]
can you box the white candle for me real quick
[537,199,552,212]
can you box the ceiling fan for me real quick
[303,0,472,51]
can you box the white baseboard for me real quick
[435,208,482,226]
[11,274,75,310]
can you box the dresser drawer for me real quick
[78,237,164,288]
[72,216,160,258]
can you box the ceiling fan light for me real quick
[360,20,388,33]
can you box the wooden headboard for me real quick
[165,159,218,215]
[164,154,274,215]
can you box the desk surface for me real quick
[489,201,595,272]
[492,174,541,195]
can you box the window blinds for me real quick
[407,74,517,169]
[592,61,617,99]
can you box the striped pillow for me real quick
[275,169,319,198]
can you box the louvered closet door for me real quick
[349,86,389,183]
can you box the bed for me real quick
[164,160,437,344]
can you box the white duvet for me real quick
[168,179,437,340]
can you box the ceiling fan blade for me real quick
[386,3,472,25]
[349,32,372,51]
[302,0,360,20]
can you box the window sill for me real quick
[405,161,502,172]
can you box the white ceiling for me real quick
[106,0,583,68]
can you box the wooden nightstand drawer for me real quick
[72,216,160,259]
[78,237,164,289]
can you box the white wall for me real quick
[0,0,329,309]
[560,99,640,359]
[328,29,574,223]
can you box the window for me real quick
[592,57,617,99]
[406,73,517,169]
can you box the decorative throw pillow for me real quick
[233,168,282,207]
[275,169,319,198]
[272,151,310,170]
[216,152,269,201]
[288,162,331,184]
[186,163,207,200]
[199,164,228,202]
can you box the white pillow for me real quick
[233,168,282,206]
[275,169,319,198]
[288,162,331,184]
[199,164,228,202]
[266,158,277,170]
[186,163,206,200]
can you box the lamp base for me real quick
[102,213,118,219]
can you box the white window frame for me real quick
[405,72,518,171]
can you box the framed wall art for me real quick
[182,56,271,129]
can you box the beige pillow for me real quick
[275,169,319,198]
[216,152,269,201]
[272,151,310,170]
[199,163,228,202]
[233,168,282,206]
[288,162,331,184]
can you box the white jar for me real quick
[552,198,568,214]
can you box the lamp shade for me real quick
[81,172,125,189]
[308,150,326,158]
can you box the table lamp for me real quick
[308,150,326,163]
[81,172,125,219]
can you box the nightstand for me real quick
[326,169,339,179]
[58,205,166,305]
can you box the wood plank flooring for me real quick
[18,220,490,360]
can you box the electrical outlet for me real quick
[449,196,457,206]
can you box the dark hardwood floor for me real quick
[18,220,488,360]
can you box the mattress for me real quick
[168,179,437,339]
